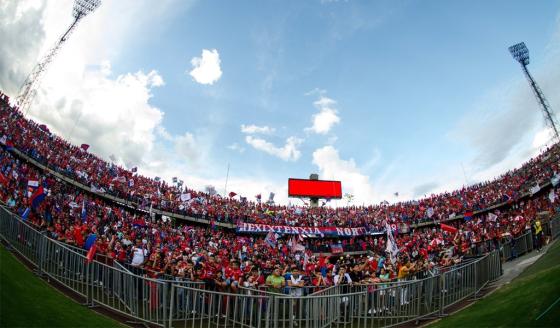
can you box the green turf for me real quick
[430,241,560,328]
[518,240,560,279]
[0,245,124,328]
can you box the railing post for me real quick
[168,284,175,328]
[439,273,445,317]
[473,260,478,299]
[36,233,45,276]
[162,282,168,327]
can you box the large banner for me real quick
[236,222,385,237]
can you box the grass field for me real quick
[0,245,124,328]
[430,241,560,328]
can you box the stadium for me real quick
[1,1,560,328]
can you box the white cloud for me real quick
[188,49,222,85]
[227,142,245,153]
[312,145,375,204]
[306,94,341,134]
[28,64,166,166]
[245,136,303,161]
[174,132,200,164]
[240,124,275,134]
[0,0,197,168]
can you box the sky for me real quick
[1,0,559,206]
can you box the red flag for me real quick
[440,223,458,234]
[86,243,97,263]
[228,191,237,198]
[81,144,90,151]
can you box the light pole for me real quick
[509,42,559,142]
[17,0,102,115]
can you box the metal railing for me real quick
[5,207,560,327]
[501,231,534,261]
[546,215,560,240]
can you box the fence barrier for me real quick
[1,206,558,327]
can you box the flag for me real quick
[463,211,473,221]
[229,191,237,198]
[155,176,161,182]
[27,180,39,188]
[38,124,50,133]
[0,135,6,145]
[291,236,305,253]
[90,185,105,193]
[529,184,541,195]
[128,179,134,187]
[131,166,138,173]
[84,234,97,250]
[426,207,434,218]
[5,140,14,151]
[86,243,97,263]
[21,207,30,220]
[81,200,87,222]
[172,177,178,183]
[29,186,46,209]
[180,193,192,202]
[487,213,498,222]
[394,192,399,197]
[265,231,278,247]
[549,189,557,203]
[330,244,343,254]
[385,222,399,263]
[255,194,262,201]
[440,223,458,234]
[552,174,560,187]
[80,144,90,151]
[303,252,310,267]
[268,192,275,202]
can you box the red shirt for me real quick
[224,267,243,282]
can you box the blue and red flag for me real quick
[330,244,343,254]
[5,140,14,151]
[29,186,46,209]
[463,211,473,221]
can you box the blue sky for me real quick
[2,0,560,204]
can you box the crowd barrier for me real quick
[1,206,558,327]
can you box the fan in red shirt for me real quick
[224,261,243,291]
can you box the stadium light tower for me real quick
[16,0,102,114]
[509,42,560,142]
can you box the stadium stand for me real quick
[0,90,559,327]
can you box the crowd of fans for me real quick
[0,91,559,293]
[0,92,558,231]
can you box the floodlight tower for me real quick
[16,0,102,114]
[509,42,560,141]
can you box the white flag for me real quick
[385,223,399,263]
[487,212,498,222]
[180,193,192,202]
[549,189,557,203]
[426,207,434,218]
[530,184,540,195]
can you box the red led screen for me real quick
[288,179,342,199]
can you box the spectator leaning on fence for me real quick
[266,267,286,294]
